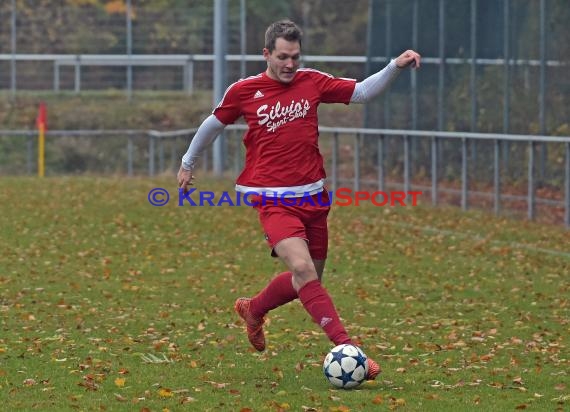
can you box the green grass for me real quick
[0,176,569,411]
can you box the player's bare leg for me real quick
[274,237,380,379]
[312,258,325,281]
[274,237,318,290]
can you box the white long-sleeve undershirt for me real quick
[181,60,403,170]
[350,59,402,103]
[181,114,225,170]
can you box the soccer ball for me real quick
[323,344,369,389]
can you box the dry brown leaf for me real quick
[372,395,384,404]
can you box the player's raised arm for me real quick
[177,114,226,193]
[350,49,421,104]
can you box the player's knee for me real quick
[290,260,317,282]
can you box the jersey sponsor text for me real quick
[256,98,311,133]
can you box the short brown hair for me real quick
[264,20,303,52]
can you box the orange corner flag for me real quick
[37,101,47,130]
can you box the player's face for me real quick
[263,38,301,84]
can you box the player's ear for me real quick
[262,48,271,60]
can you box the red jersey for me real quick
[213,69,356,192]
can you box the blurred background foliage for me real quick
[0,0,568,135]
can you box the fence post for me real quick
[564,143,570,228]
[437,0,445,132]
[27,134,33,174]
[127,135,133,176]
[10,0,17,99]
[149,134,155,177]
[332,132,338,192]
[404,134,410,194]
[411,0,419,173]
[384,0,392,129]
[470,0,478,167]
[74,55,81,93]
[461,137,468,210]
[213,0,228,176]
[240,0,247,79]
[54,62,60,92]
[538,0,547,181]
[527,141,535,220]
[431,136,438,205]
[470,0,478,133]
[171,137,177,173]
[503,0,511,168]
[184,57,194,95]
[126,0,133,101]
[354,133,361,192]
[159,138,165,174]
[377,134,384,192]
[494,139,501,215]
[411,0,418,131]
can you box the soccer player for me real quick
[178,19,420,380]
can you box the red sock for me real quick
[298,280,352,346]
[249,272,298,319]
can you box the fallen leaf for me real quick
[180,396,196,404]
[372,395,384,404]
[114,393,128,402]
[512,376,524,385]
[158,388,173,398]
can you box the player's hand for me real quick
[395,49,421,69]
[177,165,194,194]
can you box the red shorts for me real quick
[252,190,331,260]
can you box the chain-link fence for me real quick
[1,126,568,226]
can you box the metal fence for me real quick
[1,127,568,227]
[1,1,569,227]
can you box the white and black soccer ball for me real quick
[323,344,369,389]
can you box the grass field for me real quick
[0,176,569,411]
